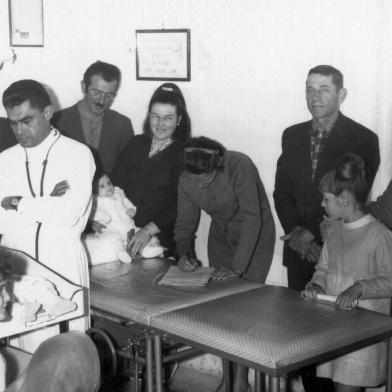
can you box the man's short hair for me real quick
[83,61,121,88]
[2,79,51,111]
[308,65,344,90]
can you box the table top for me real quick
[149,285,392,375]
[89,259,263,325]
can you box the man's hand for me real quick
[1,196,22,210]
[211,267,241,281]
[178,254,201,272]
[301,282,325,301]
[281,227,314,259]
[303,240,321,263]
[336,283,362,309]
[50,180,70,197]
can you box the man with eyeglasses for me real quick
[52,60,134,173]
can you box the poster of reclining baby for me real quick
[0,247,86,339]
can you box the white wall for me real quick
[1,0,392,286]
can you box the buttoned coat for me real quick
[175,151,276,283]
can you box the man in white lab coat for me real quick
[0,79,95,350]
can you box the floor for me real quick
[99,365,312,392]
[100,366,223,392]
[92,317,224,392]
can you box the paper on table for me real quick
[158,266,215,287]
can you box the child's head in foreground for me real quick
[0,248,13,321]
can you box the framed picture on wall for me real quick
[136,29,191,81]
[9,0,44,47]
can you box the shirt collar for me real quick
[310,112,340,136]
[149,138,173,157]
[342,214,374,230]
[310,120,335,137]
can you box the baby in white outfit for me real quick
[93,174,137,244]
[84,174,163,265]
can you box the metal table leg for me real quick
[267,375,280,392]
[225,360,231,392]
[387,338,392,392]
[154,334,163,392]
[255,370,265,392]
[134,361,140,392]
[145,332,154,392]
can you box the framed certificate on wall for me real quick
[136,29,191,81]
[9,0,44,47]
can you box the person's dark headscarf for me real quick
[184,136,226,174]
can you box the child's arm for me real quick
[91,197,111,226]
[307,242,330,289]
[352,229,392,299]
[335,283,363,309]
[116,187,137,217]
[302,243,329,299]
[301,282,325,300]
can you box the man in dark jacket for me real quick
[52,60,134,173]
[274,64,380,391]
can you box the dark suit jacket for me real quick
[52,103,134,173]
[0,117,17,152]
[274,112,380,271]
[369,181,392,231]
[111,134,185,252]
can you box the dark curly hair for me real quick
[142,83,191,143]
[3,79,51,111]
[184,136,226,175]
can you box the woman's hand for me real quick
[178,254,201,272]
[211,267,241,281]
[127,228,152,258]
[336,283,362,309]
[301,282,325,301]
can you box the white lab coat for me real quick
[0,129,95,351]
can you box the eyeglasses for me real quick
[90,89,116,100]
